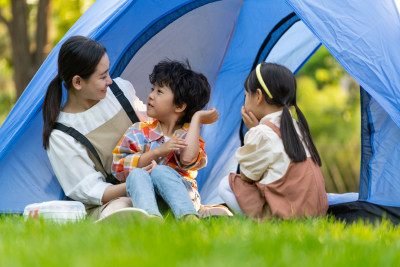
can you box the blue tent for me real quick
[1,0,399,221]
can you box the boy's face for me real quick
[147,84,179,120]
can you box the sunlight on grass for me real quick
[1,216,399,266]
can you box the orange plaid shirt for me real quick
[111,120,207,190]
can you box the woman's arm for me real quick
[102,160,157,202]
[102,183,126,203]
[48,132,115,205]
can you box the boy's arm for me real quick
[111,124,147,181]
[179,108,219,165]
[138,136,189,167]
[137,148,163,167]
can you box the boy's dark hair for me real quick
[149,60,211,124]
[244,62,321,166]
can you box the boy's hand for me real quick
[157,134,187,156]
[194,108,219,124]
[143,160,157,174]
[241,106,259,130]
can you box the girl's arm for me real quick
[180,108,218,165]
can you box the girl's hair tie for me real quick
[256,63,273,99]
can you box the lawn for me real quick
[1,215,399,267]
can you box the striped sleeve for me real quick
[175,136,207,171]
[111,122,148,181]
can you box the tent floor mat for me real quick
[328,201,400,225]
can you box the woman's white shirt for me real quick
[47,78,147,205]
[235,110,310,185]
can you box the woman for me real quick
[42,36,149,221]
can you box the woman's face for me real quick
[80,53,112,102]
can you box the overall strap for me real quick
[263,121,282,138]
[53,122,120,185]
[109,80,139,124]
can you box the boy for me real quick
[111,60,218,220]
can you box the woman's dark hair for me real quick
[42,36,107,149]
[149,60,211,124]
[244,62,321,166]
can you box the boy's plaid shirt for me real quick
[111,120,207,190]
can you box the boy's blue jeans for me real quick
[126,165,199,219]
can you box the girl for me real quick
[218,62,328,219]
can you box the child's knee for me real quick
[151,165,180,186]
[126,167,151,185]
[151,165,173,179]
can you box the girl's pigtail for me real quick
[295,105,322,166]
[42,74,63,149]
[280,104,307,162]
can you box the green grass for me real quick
[1,215,399,267]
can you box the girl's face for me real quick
[146,84,177,120]
[244,88,259,116]
[79,53,112,102]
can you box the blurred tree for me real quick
[0,0,94,100]
[0,0,50,99]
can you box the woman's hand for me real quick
[241,106,259,130]
[156,134,187,157]
[193,108,219,125]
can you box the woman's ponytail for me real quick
[42,74,63,149]
[295,105,322,166]
[41,36,107,149]
[280,104,307,162]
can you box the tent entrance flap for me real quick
[118,0,243,101]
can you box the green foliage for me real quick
[0,0,95,126]
[1,216,399,266]
[51,0,96,44]
[296,46,361,192]
[0,89,14,125]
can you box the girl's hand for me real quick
[241,106,259,130]
[157,134,187,156]
[193,108,219,124]
[143,160,157,174]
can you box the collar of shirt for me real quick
[145,120,191,142]
[259,110,286,128]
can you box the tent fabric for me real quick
[363,91,400,206]
[328,201,400,225]
[286,0,400,210]
[286,0,400,130]
[1,0,399,216]
[0,0,321,213]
